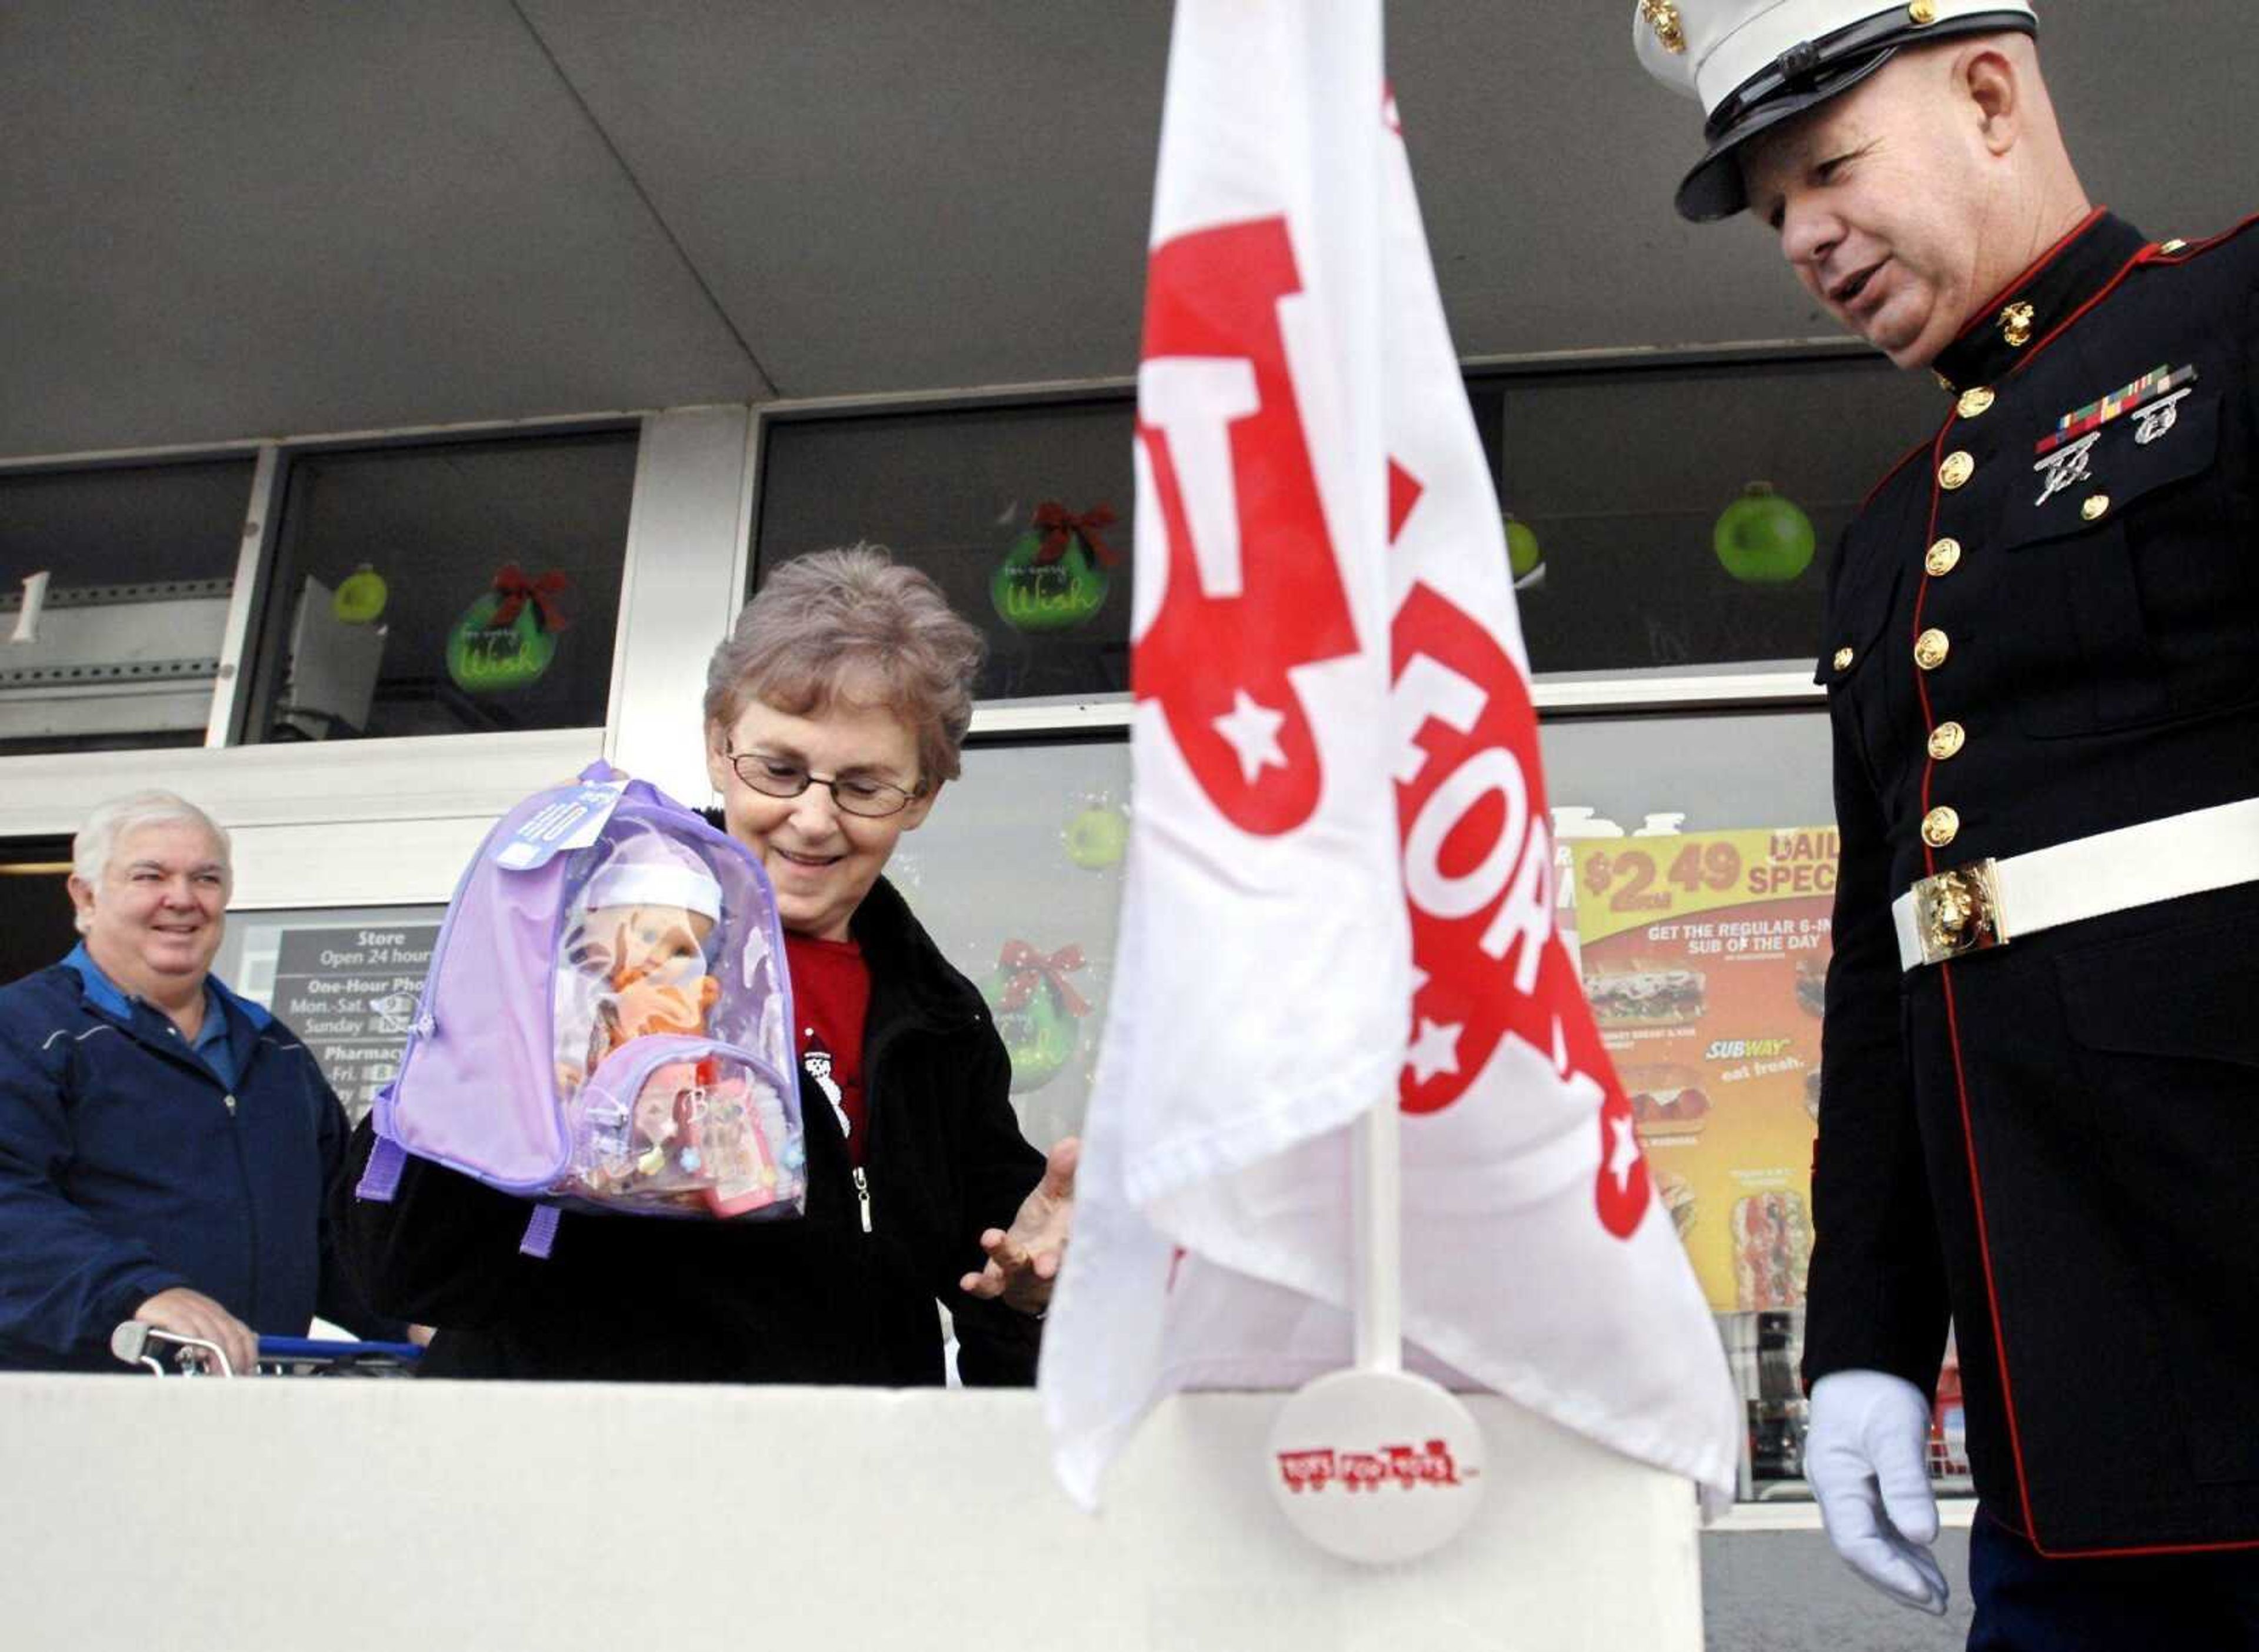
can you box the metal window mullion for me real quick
[204,443,280,748]
[732,405,762,605]
[597,417,654,741]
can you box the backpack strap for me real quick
[358,1131,562,1260]
[519,1204,562,1259]
[356,1134,409,1204]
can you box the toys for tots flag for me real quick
[1039,0,1738,1507]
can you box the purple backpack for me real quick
[358,763,804,1256]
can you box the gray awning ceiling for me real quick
[0,1,2243,456]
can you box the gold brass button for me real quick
[1957,387,1996,419]
[1928,721,1967,761]
[1923,806,1961,848]
[1908,0,1937,22]
[1832,647,1855,672]
[2001,302,2035,347]
[1915,628,1951,671]
[2082,494,2111,521]
[1939,451,1975,490]
[1925,537,1963,576]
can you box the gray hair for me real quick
[72,790,232,891]
[704,545,986,788]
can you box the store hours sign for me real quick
[266,924,438,1122]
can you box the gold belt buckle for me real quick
[1912,860,2010,965]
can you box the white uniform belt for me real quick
[1891,798,2259,970]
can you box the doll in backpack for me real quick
[555,834,788,1215]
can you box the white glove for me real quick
[1804,1370,1950,1614]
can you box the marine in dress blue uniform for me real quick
[1638,2,2259,1643]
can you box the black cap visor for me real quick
[1674,11,2038,223]
[1676,48,1895,221]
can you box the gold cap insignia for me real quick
[1640,0,1687,53]
[2000,301,2036,347]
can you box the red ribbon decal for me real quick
[1031,501,1120,568]
[488,564,572,632]
[994,940,1091,1017]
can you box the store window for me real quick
[887,734,1130,1154]
[0,457,257,752]
[918,708,1923,1500]
[751,352,1942,710]
[243,428,637,742]
[754,401,1135,702]
[1544,707,1962,1501]
[1475,354,1941,674]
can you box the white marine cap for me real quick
[1634,1,2037,221]
[579,833,724,922]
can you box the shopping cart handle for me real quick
[257,1335,424,1363]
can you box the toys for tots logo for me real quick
[1275,1438,1472,1495]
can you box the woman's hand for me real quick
[959,1138,1079,1315]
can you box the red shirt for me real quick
[784,932,871,1166]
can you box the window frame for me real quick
[229,417,645,748]
[0,335,1893,902]
[0,411,677,905]
[746,337,1880,738]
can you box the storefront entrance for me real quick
[0,839,77,988]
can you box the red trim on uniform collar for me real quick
[1954,205,2107,350]
[1930,209,2147,394]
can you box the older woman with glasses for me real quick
[339,548,1075,1385]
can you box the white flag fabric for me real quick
[1040,0,1740,1508]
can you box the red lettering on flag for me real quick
[1390,581,1651,1237]
[1134,217,1360,838]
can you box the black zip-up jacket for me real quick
[335,877,1047,1384]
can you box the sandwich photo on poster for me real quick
[1571,828,1836,1314]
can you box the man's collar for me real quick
[62,941,135,1022]
[64,941,228,1039]
[1930,209,2150,394]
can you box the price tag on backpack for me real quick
[494,781,627,871]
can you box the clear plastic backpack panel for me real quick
[549,815,804,1218]
[565,1044,806,1216]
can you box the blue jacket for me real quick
[0,949,390,1371]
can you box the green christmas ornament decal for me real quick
[983,940,1091,1094]
[446,564,571,693]
[1503,514,1543,580]
[990,501,1118,634]
[332,564,389,624]
[1713,482,1816,585]
[1062,801,1129,871]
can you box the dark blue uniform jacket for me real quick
[1804,209,2259,1556]
[0,950,389,1370]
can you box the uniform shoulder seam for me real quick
[2145,209,2259,265]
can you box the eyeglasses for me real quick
[725,750,919,819]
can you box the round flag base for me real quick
[1265,1368,1486,1564]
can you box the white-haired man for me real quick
[1638,2,2259,1644]
[0,790,397,1373]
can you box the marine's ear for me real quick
[1960,43,2023,156]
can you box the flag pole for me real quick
[1352,1096,1403,1373]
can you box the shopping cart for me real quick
[110,1320,422,1377]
